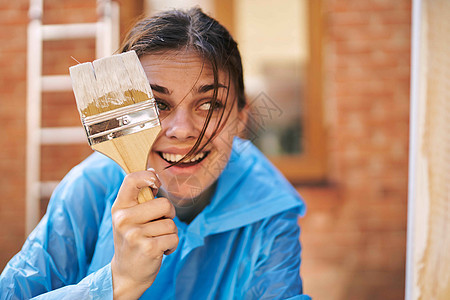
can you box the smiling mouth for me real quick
[158,151,210,166]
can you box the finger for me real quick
[114,197,176,226]
[145,168,161,197]
[153,233,179,255]
[141,218,178,237]
[114,171,161,209]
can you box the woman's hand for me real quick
[110,169,179,299]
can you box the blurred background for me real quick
[0,0,411,299]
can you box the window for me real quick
[216,0,326,182]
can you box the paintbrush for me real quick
[69,50,160,203]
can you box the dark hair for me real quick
[119,7,245,164]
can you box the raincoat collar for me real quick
[177,137,305,259]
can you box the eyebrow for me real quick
[150,84,171,95]
[196,83,228,93]
[150,83,228,95]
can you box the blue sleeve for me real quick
[242,209,311,300]
[32,264,112,300]
[0,154,117,299]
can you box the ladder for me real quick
[26,0,120,235]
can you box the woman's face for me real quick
[141,50,246,205]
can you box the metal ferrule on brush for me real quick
[82,99,160,146]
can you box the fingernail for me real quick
[147,167,155,172]
[145,179,157,189]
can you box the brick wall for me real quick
[300,0,411,299]
[0,0,29,268]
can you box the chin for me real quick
[160,173,205,202]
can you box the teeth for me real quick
[190,152,205,162]
[161,152,206,163]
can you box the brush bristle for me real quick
[69,50,152,118]
[120,51,154,102]
[69,62,99,115]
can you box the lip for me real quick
[153,147,195,155]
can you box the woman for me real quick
[0,8,310,299]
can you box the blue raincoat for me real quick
[1,138,310,299]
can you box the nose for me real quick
[163,108,198,141]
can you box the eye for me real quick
[155,99,169,112]
[198,100,223,111]
[198,102,212,111]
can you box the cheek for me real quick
[207,121,239,166]
[147,152,161,171]
[217,113,240,143]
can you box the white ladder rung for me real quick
[42,23,98,41]
[41,127,86,145]
[40,180,60,198]
[42,75,72,92]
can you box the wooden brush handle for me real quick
[137,186,155,204]
[92,126,161,204]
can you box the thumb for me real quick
[114,170,160,209]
